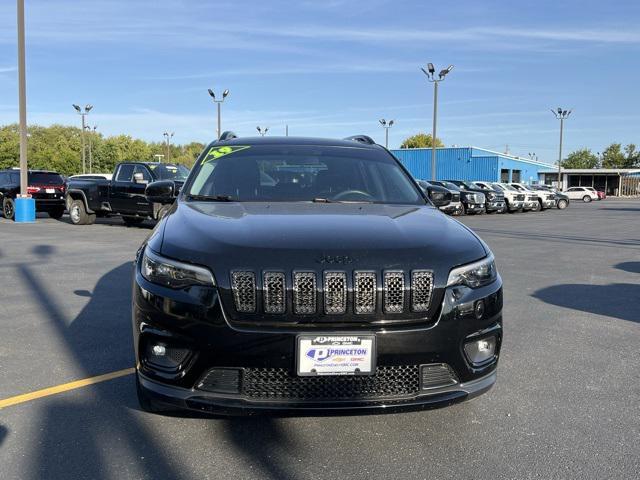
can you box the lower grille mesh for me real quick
[242,365,420,400]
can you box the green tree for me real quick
[601,143,626,168]
[400,133,444,149]
[561,148,599,169]
[624,144,639,168]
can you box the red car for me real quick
[585,187,606,200]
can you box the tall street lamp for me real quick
[84,125,96,173]
[421,63,453,180]
[72,103,92,174]
[256,126,269,136]
[15,0,36,222]
[379,119,394,148]
[163,131,174,162]
[207,88,229,140]
[551,108,572,190]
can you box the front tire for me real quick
[69,199,96,225]
[557,199,568,209]
[582,195,592,203]
[2,198,15,220]
[531,201,541,212]
[122,216,145,227]
[48,206,65,219]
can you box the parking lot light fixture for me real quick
[256,126,269,136]
[163,131,174,162]
[208,88,230,140]
[379,119,395,148]
[73,104,93,174]
[421,63,453,180]
[551,108,572,190]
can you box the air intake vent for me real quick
[263,272,285,314]
[421,363,458,389]
[231,271,256,313]
[354,271,376,314]
[383,271,404,313]
[411,270,433,312]
[293,272,317,314]
[324,272,347,314]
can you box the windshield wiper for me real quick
[187,194,234,202]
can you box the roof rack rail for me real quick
[219,131,238,141]
[344,135,376,145]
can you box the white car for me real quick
[474,182,524,212]
[508,183,545,211]
[563,187,599,202]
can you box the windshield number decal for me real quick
[202,145,251,164]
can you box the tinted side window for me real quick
[0,173,6,185]
[116,164,135,182]
[10,173,20,184]
[134,165,152,182]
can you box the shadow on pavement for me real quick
[533,283,640,323]
[473,228,640,250]
[0,424,7,447]
[17,246,184,480]
[615,261,640,274]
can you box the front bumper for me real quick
[464,203,485,213]
[541,199,556,208]
[486,200,505,212]
[439,201,463,214]
[522,201,536,210]
[507,200,524,211]
[132,263,503,415]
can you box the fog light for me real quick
[464,336,496,366]
[152,345,166,356]
[474,300,485,319]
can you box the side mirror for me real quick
[133,172,148,184]
[146,180,175,204]
[429,190,450,208]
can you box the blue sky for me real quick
[1,0,639,163]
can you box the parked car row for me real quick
[416,179,594,216]
[0,163,189,224]
[0,163,605,224]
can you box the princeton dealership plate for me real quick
[296,335,376,376]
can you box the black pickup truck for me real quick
[65,162,189,225]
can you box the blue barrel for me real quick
[15,197,36,223]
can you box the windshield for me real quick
[150,164,190,181]
[433,181,460,191]
[186,145,425,204]
[29,172,64,185]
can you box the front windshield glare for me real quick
[186,145,424,204]
[152,164,190,181]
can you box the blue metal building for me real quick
[391,147,553,184]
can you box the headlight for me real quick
[447,254,497,288]
[141,247,215,288]
[485,192,495,200]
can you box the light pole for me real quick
[73,104,92,174]
[379,119,394,148]
[551,108,572,190]
[421,63,453,180]
[84,125,94,173]
[163,131,174,162]
[207,88,229,140]
[16,0,31,220]
[256,126,269,136]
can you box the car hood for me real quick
[155,201,487,286]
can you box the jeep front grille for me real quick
[411,270,434,312]
[263,272,285,314]
[324,272,347,314]
[231,271,256,313]
[354,271,376,314]
[383,271,405,313]
[293,272,317,314]
[230,269,434,316]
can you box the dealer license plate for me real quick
[46,188,55,194]
[296,335,375,376]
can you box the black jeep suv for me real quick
[133,134,503,415]
[0,169,66,220]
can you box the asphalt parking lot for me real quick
[1,199,639,480]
